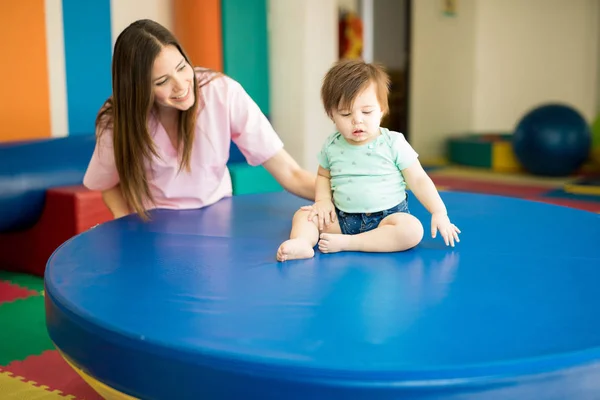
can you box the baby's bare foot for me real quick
[318,233,352,253]
[277,238,315,262]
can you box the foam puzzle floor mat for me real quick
[426,165,600,213]
[0,271,102,399]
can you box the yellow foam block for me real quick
[429,166,571,187]
[491,141,523,173]
[564,182,600,196]
[593,147,600,163]
[420,156,449,167]
[0,370,75,399]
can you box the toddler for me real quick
[277,60,460,261]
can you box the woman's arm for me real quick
[314,166,333,203]
[262,149,317,201]
[101,184,131,219]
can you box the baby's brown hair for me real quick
[321,59,390,118]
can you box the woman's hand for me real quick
[302,200,336,231]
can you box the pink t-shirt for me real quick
[83,71,284,210]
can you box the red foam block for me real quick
[0,185,113,277]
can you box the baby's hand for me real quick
[304,200,336,231]
[431,212,461,247]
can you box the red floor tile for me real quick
[4,350,103,400]
[430,176,551,197]
[0,281,38,304]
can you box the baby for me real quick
[277,59,460,262]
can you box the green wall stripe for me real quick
[222,0,270,116]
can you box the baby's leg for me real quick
[319,212,423,254]
[277,209,341,261]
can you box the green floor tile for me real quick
[0,271,44,293]
[0,295,53,366]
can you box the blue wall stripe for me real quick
[62,0,113,136]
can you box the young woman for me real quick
[84,19,315,219]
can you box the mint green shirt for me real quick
[317,128,418,213]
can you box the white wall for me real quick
[338,0,359,12]
[408,0,599,160]
[269,0,338,172]
[473,0,599,131]
[110,0,173,47]
[409,0,477,160]
[45,0,68,137]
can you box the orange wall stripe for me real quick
[0,1,51,142]
[172,0,223,72]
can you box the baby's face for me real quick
[331,82,383,146]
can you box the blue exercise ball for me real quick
[512,104,591,176]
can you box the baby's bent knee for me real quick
[385,213,424,248]
[293,208,312,219]
[404,214,424,237]
[293,208,320,227]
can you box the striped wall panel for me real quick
[0,0,271,142]
[0,1,51,142]
[62,0,113,136]
[173,0,223,72]
[45,0,68,138]
[222,0,270,116]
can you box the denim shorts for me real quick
[335,200,410,235]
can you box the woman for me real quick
[84,19,315,219]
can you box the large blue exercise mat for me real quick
[45,191,600,399]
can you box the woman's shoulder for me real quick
[193,68,250,115]
[194,67,241,93]
[95,101,114,138]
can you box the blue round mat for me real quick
[45,191,600,399]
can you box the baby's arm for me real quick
[402,160,460,246]
[402,161,446,215]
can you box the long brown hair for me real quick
[96,19,216,220]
